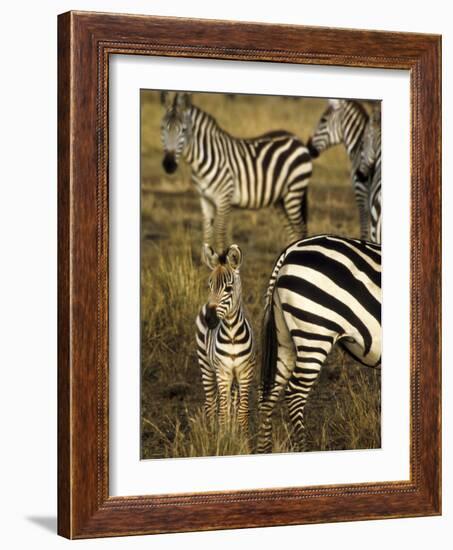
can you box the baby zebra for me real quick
[195,244,256,431]
[258,235,381,453]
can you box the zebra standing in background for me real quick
[196,244,256,431]
[160,92,312,251]
[357,107,382,244]
[258,235,381,453]
[307,99,371,239]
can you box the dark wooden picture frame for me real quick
[58,11,441,539]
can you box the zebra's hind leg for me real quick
[199,195,216,248]
[285,335,332,451]
[257,321,296,453]
[213,193,233,253]
[281,190,307,241]
[353,179,370,240]
[275,201,301,244]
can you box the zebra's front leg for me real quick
[201,368,217,423]
[236,358,255,436]
[217,375,233,428]
[236,380,251,435]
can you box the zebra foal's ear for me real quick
[202,244,219,270]
[226,245,243,271]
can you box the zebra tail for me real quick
[261,302,278,401]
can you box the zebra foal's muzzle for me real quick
[162,152,178,174]
[306,138,320,159]
[205,305,220,329]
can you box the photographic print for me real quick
[140,90,382,460]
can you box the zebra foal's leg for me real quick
[236,362,255,434]
[217,372,233,428]
[285,335,332,451]
[201,368,217,421]
[196,308,217,420]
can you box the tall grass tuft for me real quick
[143,408,252,458]
[141,229,204,376]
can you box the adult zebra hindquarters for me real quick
[257,234,382,454]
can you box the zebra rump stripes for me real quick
[307,99,371,239]
[196,244,256,431]
[258,235,381,453]
[161,92,312,251]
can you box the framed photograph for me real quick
[58,11,441,538]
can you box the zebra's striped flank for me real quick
[196,244,256,431]
[258,234,381,453]
[307,99,371,239]
[160,92,312,251]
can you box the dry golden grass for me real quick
[140,91,380,459]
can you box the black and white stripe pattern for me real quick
[161,92,312,251]
[258,235,381,453]
[196,244,255,431]
[357,107,382,244]
[307,99,371,239]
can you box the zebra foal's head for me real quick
[160,91,193,174]
[202,244,243,329]
[307,99,345,158]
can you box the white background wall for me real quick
[0,1,450,548]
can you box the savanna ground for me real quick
[140,91,381,459]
